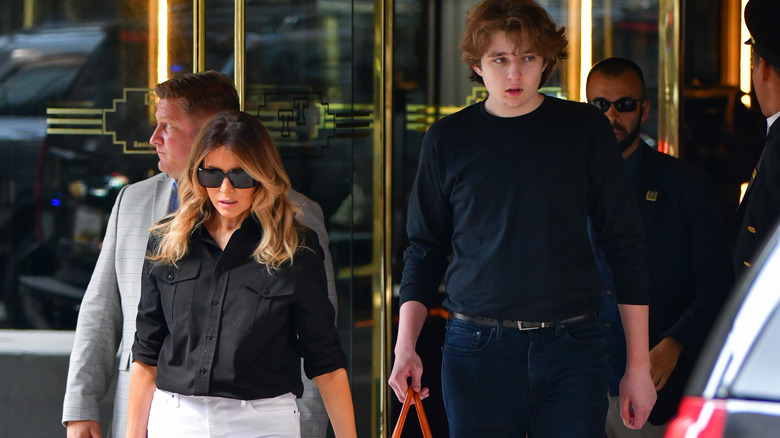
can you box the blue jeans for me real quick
[441,317,608,438]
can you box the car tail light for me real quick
[665,396,727,438]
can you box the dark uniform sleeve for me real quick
[664,171,734,352]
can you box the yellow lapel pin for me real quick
[645,190,658,201]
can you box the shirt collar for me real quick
[767,111,780,135]
[196,214,263,267]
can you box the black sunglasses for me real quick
[589,97,643,113]
[197,168,258,189]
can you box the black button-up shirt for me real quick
[132,217,346,400]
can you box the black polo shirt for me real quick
[133,217,346,400]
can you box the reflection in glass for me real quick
[591,0,659,142]
[0,2,158,330]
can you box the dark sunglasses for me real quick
[197,168,258,189]
[589,97,643,113]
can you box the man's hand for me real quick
[649,337,683,391]
[66,420,102,438]
[388,301,430,403]
[619,368,657,430]
[388,345,429,403]
[617,303,657,429]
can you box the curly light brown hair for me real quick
[460,0,568,88]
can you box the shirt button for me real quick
[263,289,270,296]
[219,267,226,273]
[200,368,207,374]
[606,289,613,295]
[167,273,174,280]
[207,334,214,340]
[748,226,757,233]
[606,323,611,328]
[212,299,219,305]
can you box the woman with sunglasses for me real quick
[126,110,356,438]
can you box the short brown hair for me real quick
[154,70,239,118]
[460,0,568,87]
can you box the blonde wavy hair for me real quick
[148,110,300,271]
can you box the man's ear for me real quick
[640,99,650,125]
[758,57,773,82]
[472,63,482,77]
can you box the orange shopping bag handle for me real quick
[391,386,433,438]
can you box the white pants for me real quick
[606,395,667,438]
[147,389,301,438]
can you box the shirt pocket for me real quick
[233,274,295,335]
[151,261,201,328]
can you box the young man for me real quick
[587,58,734,437]
[734,0,780,276]
[388,1,656,437]
[63,71,337,438]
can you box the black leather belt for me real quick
[451,312,595,331]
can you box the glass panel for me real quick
[0,0,158,329]
[0,0,376,434]
[165,1,378,435]
[679,0,765,221]
[167,0,235,74]
[243,2,377,435]
[592,0,659,142]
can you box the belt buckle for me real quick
[516,321,539,331]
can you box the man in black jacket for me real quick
[733,0,780,276]
[587,57,734,437]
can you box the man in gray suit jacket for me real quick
[63,71,337,438]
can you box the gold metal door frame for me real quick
[376,1,393,436]
[193,0,206,72]
[234,0,245,110]
[192,0,245,108]
[659,0,681,156]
